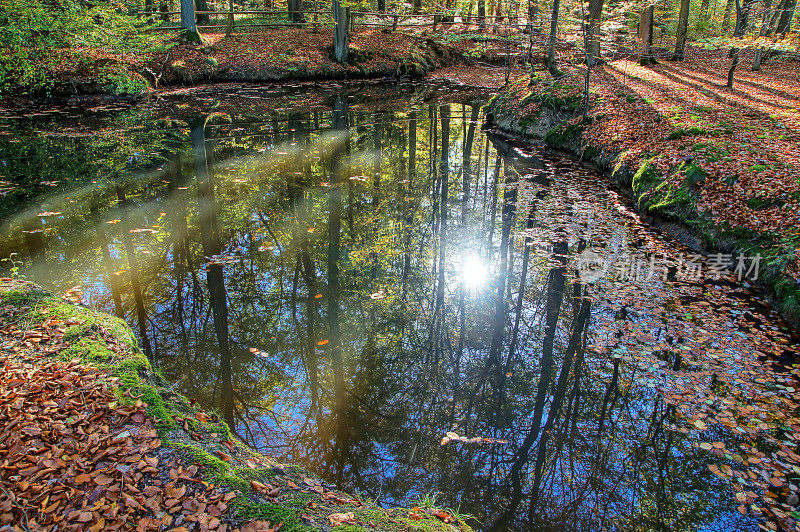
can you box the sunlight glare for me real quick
[460,254,489,289]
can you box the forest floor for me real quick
[43,25,530,95]
[0,279,469,532]
[487,44,800,327]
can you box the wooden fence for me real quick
[135,7,531,33]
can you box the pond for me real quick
[2,82,799,532]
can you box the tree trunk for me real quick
[117,189,152,360]
[672,0,691,59]
[478,0,486,28]
[545,0,561,76]
[333,1,349,63]
[722,0,735,33]
[527,0,538,31]
[753,0,773,69]
[638,5,657,65]
[180,0,203,43]
[378,0,385,12]
[728,0,752,87]
[225,0,234,35]
[777,0,796,33]
[585,0,605,64]
[768,0,786,32]
[413,0,421,14]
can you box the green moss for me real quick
[184,415,235,440]
[692,142,729,163]
[233,499,312,531]
[747,196,785,210]
[544,121,585,147]
[647,182,695,213]
[667,126,712,140]
[0,281,477,531]
[517,113,542,130]
[59,337,115,364]
[0,288,48,307]
[333,526,369,532]
[355,508,467,532]
[169,443,311,531]
[631,160,659,198]
[630,160,703,223]
[683,163,707,188]
[44,301,137,350]
[536,87,583,109]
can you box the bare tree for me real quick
[777,0,796,33]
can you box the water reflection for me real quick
[1,85,793,531]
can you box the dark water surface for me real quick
[2,83,798,531]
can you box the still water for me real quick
[2,83,798,531]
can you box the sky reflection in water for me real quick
[1,84,797,531]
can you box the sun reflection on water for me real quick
[460,253,489,290]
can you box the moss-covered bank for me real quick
[484,78,800,331]
[0,279,471,532]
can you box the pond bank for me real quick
[18,27,526,98]
[0,279,470,532]
[485,49,800,330]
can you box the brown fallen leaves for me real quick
[328,512,356,526]
[0,355,164,530]
[0,355,243,531]
[501,45,800,279]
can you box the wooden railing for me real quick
[135,7,527,32]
